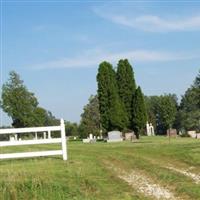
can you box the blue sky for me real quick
[0,1,200,125]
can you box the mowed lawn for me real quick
[0,137,200,200]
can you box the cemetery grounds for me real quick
[0,136,199,200]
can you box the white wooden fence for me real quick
[0,119,67,160]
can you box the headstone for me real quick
[125,132,136,141]
[83,138,90,143]
[14,134,18,141]
[34,132,38,140]
[107,131,123,142]
[82,134,96,143]
[188,131,200,139]
[188,130,196,138]
[167,129,177,137]
[9,136,15,141]
[146,122,155,136]
[9,134,18,141]
[89,134,93,140]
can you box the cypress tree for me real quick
[116,59,136,129]
[97,61,111,131]
[109,68,128,131]
[132,86,147,138]
[97,61,128,132]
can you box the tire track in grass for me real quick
[126,154,200,185]
[166,166,200,184]
[104,161,180,200]
[136,155,200,185]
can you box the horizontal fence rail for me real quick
[0,126,61,134]
[0,119,67,160]
[0,150,63,159]
[0,138,62,147]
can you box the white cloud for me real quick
[93,8,200,32]
[30,49,197,70]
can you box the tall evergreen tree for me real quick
[109,71,128,131]
[97,61,128,132]
[97,61,112,131]
[132,86,147,138]
[116,59,136,129]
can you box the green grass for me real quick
[0,136,199,200]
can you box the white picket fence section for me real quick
[0,119,67,160]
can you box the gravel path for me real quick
[106,162,179,200]
[167,166,200,184]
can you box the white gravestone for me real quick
[146,122,155,136]
[188,131,200,139]
[107,131,123,142]
[9,134,18,141]
[34,132,38,140]
[89,134,93,140]
[83,138,90,143]
[83,134,96,143]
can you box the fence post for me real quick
[60,119,67,160]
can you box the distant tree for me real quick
[116,59,136,129]
[0,71,38,127]
[158,95,177,132]
[79,95,100,138]
[178,70,200,131]
[132,86,147,138]
[32,107,59,127]
[32,107,47,126]
[194,71,200,108]
[65,121,79,136]
[145,94,178,134]
[97,61,128,132]
[144,95,160,131]
[194,70,200,88]
[45,111,60,126]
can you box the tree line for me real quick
[79,63,200,137]
[1,63,200,138]
[145,71,200,134]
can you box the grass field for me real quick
[0,136,200,200]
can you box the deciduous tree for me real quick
[79,95,100,138]
[178,70,200,131]
[0,71,38,127]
